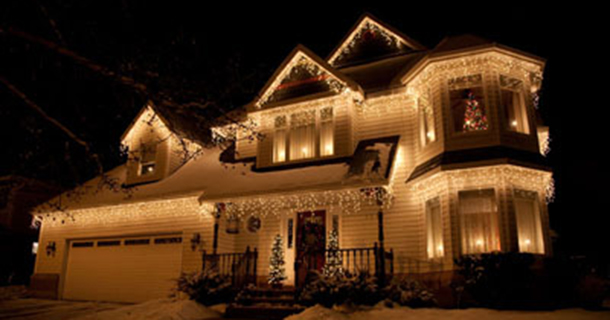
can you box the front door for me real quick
[295,210,326,287]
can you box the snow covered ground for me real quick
[0,297,223,320]
[287,304,610,320]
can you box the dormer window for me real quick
[449,74,489,133]
[272,107,334,163]
[138,143,157,176]
[500,75,530,134]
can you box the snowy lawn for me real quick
[0,297,224,320]
[287,304,610,320]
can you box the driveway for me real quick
[0,298,124,320]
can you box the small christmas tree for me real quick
[322,229,343,277]
[462,90,489,131]
[268,234,286,287]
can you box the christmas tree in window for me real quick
[322,229,343,277]
[268,234,287,288]
[463,90,489,131]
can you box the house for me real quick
[0,176,59,286]
[30,14,553,303]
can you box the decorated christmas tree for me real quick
[462,90,489,131]
[268,234,286,287]
[322,229,343,277]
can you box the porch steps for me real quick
[225,287,305,319]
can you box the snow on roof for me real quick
[43,137,398,212]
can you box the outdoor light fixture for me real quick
[46,241,56,257]
[190,233,202,251]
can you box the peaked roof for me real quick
[253,44,362,110]
[327,13,427,68]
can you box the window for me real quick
[514,190,545,254]
[425,197,444,259]
[320,107,334,156]
[272,107,334,163]
[273,116,287,162]
[290,110,316,160]
[418,89,436,146]
[449,74,489,133]
[458,189,500,254]
[139,143,157,175]
[500,75,530,134]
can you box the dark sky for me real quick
[1,2,607,259]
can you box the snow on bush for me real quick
[383,277,436,308]
[299,271,380,307]
[175,268,232,305]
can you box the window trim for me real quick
[499,75,531,135]
[425,196,444,259]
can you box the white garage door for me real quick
[63,234,183,303]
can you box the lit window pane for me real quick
[290,111,315,160]
[500,76,530,134]
[458,189,500,254]
[514,190,545,254]
[320,107,334,156]
[449,75,488,133]
[273,116,287,163]
[419,90,436,146]
[426,197,443,258]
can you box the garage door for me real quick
[63,234,183,303]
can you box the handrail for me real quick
[202,246,258,289]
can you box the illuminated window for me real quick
[319,107,334,156]
[514,190,545,254]
[139,143,157,176]
[290,110,316,160]
[418,89,436,146]
[500,75,530,134]
[449,74,489,133]
[273,108,334,163]
[458,189,500,254]
[273,115,287,163]
[425,197,444,259]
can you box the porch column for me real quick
[376,189,386,286]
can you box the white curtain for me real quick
[319,121,333,156]
[426,197,443,258]
[290,111,315,160]
[273,129,287,162]
[459,190,500,254]
[514,191,544,254]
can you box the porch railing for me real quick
[202,246,258,289]
[335,242,393,278]
[299,242,393,286]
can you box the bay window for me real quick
[449,74,489,133]
[458,189,500,254]
[500,75,530,134]
[514,190,545,254]
[419,89,436,147]
[425,197,444,259]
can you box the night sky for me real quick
[1,2,607,261]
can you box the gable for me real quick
[328,14,426,68]
[255,45,359,109]
[120,105,172,149]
